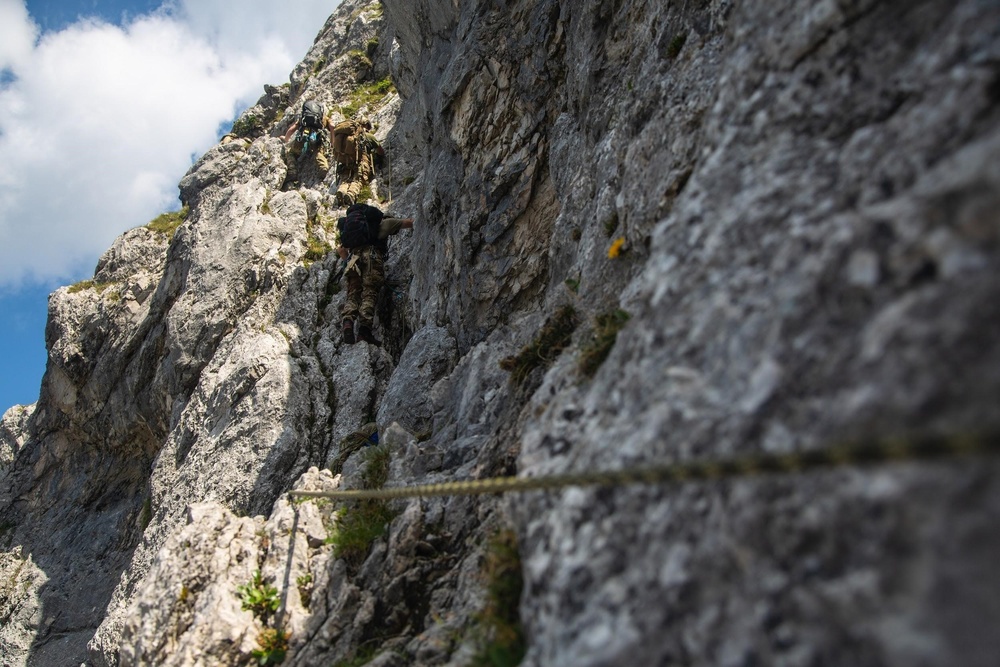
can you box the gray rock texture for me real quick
[1,0,998,665]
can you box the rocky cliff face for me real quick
[2,0,999,665]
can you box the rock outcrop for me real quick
[2,0,999,665]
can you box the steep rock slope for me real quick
[2,0,999,665]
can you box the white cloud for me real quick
[0,0,37,74]
[0,0,337,288]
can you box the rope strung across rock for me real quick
[287,430,999,501]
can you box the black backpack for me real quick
[301,100,324,130]
[338,204,384,249]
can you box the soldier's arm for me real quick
[378,217,415,239]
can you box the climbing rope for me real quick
[288,430,999,501]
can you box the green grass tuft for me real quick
[340,77,396,119]
[602,211,619,237]
[303,213,333,262]
[499,305,579,386]
[327,444,397,568]
[579,308,630,377]
[67,279,116,295]
[471,528,526,667]
[146,205,190,239]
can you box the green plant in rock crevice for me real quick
[470,528,526,667]
[146,205,190,239]
[499,305,579,386]
[252,626,291,666]
[232,111,262,138]
[326,444,397,568]
[238,570,280,623]
[666,33,687,59]
[296,573,313,608]
[237,570,288,664]
[340,76,396,118]
[602,211,619,237]
[303,212,333,263]
[67,279,117,295]
[578,308,631,378]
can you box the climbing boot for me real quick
[342,320,356,344]
[357,325,381,347]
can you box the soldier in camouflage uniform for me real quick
[338,209,414,346]
[282,100,333,185]
[331,116,384,205]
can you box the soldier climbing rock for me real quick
[337,203,413,346]
[331,115,385,205]
[282,99,334,184]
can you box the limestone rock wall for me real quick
[1,0,998,665]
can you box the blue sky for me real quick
[0,0,339,413]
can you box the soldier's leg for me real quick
[357,152,374,183]
[341,259,362,343]
[341,178,364,205]
[357,250,384,346]
[284,139,303,186]
[336,165,359,205]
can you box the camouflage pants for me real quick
[335,151,374,205]
[341,247,385,329]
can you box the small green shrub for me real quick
[237,570,280,623]
[471,529,525,667]
[499,305,579,385]
[579,309,630,377]
[146,205,190,239]
[252,626,290,665]
[232,112,262,137]
[564,278,580,294]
